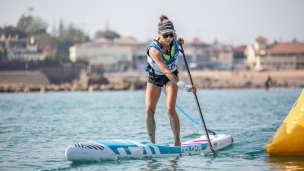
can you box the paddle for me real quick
[179,44,215,153]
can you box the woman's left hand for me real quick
[177,38,184,45]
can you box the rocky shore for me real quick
[0,70,303,93]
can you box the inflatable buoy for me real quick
[265,89,304,156]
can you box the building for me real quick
[265,42,304,70]
[69,37,147,73]
[232,45,247,70]
[245,36,304,70]
[187,38,211,70]
[211,43,234,70]
[244,36,267,70]
[0,34,46,61]
[183,38,234,70]
[69,37,235,73]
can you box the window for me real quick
[121,54,128,61]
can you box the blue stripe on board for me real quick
[143,148,147,155]
[201,143,208,150]
[148,145,156,154]
[157,145,181,154]
[94,140,138,155]
[142,142,181,155]
[93,140,208,155]
[124,147,132,155]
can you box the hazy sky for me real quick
[1,0,304,45]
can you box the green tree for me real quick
[41,55,71,64]
[94,30,120,40]
[57,24,89,43]
[17,14,48,35]
[0,49,8,61]
[55,23,89,57]
[0,26,27,38]
[34,33,57,55]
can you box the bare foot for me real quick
[174,141,181,146]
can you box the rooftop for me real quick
[233,45,247,52]
[267,42,304,53]
[255,36,267,43]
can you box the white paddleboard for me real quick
[65,134,233,161]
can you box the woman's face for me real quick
[158,32,174,45]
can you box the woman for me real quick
[145,15,197,146]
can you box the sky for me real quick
[1,0,304,46]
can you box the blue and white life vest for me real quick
[146,36,179,75]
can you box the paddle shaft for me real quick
[180,44,215,153]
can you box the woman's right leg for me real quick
[145,83,161,143]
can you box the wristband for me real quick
[177,80,191,92]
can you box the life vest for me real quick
[146,36,179,75]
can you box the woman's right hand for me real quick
[188,85,197,93]
[177,38,184,45]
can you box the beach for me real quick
[0,70,303,92]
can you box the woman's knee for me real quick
[166,107,176,118]
[146,107,155,117]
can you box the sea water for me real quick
[0,88,303,170]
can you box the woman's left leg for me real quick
[164,82,181,146]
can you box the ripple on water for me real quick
[0,88,302,170]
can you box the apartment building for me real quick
[70,37,146,73]
[188,38,233,70]
[0,34,45,61]
[245,36,304,70]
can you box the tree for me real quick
[55,23,89,57]
[0,26,27,38]
[0,49,8,61]
[94,30,120,40]
[17,14,48,35]
[34,33,57,56]
[57,24,89,43]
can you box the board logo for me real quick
[181,145,202,154]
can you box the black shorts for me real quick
[147,70,179,88]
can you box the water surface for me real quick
[0,88,303,170]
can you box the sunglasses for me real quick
[161,33,174,39]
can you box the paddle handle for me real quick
[180,44,215,153]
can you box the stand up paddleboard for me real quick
[65,44,234,162]
[65,134,233,161]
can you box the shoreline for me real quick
[1,70,303,93]
[0,83,300,93]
